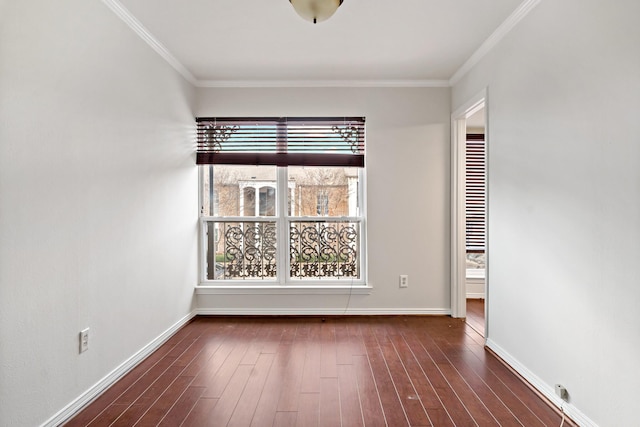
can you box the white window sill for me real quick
[195,285,372,295]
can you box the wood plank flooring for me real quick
[65,316,574,426]
[465,299,485,337]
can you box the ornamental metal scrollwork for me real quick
[203,124,239,153]
[219,222,277,279]
[290,221,359,279]
[332,124,361,153]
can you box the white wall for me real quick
[452,1,640,425]
[0,1,197,425]
[196,87,451,313]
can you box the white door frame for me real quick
[451,88,487,320]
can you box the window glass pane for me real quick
[200,164,364,283]
[201,165,277,216]
[289,220,360,280]
[205,221,277,280]
[288,166,359,217]
[287,124,357,154]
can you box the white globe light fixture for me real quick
[289,0,344,24]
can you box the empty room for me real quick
[1,1,638,426]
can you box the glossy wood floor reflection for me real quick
[65,316,575,426]
[466,299,485,337]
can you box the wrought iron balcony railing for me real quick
[203,218,360,281]
[289,220,359,279]
[204,221,277,280]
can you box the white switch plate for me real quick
[79,328,89,353]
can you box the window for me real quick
[259,187,276,216]
[466,133,485,271]
[316,193,329,216]
[198,117,366,286]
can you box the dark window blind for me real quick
[466,134,485,253]
[196,117,365,167]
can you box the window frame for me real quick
[198,165,367,288]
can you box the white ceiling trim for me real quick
[101,0,198,85]
[196,79,451,88]
[449,0,541,86]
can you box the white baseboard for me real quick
[466,293,485,299]
[41,311,196,427]
[486,339,598,427]
[196,308,451,316]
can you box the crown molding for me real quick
[196,79,451,88]
[101,0,198,86]
[449,0,542,86]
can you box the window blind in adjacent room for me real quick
[466,134,485,253]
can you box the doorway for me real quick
[451,90,487,338]
[465,109,486,336]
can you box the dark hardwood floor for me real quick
[65,316,574,426]
[466,299,485,337]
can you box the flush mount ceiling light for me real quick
[289,0,344,24]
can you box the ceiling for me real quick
[113,0,530,86]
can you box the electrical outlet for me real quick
[399,275,408,288]
[555,384,568,401]
[79,328,89,353]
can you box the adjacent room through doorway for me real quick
[465,106,486,336]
